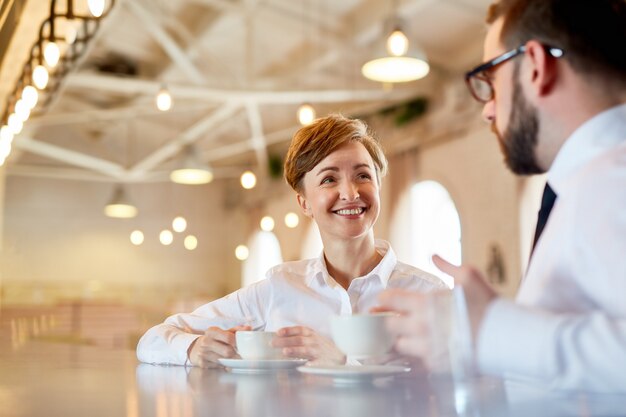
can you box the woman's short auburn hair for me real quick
[284,114,388,193]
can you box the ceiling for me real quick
[0,0,492,187]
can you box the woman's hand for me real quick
[187,325,251,368]
[272,326,345,365]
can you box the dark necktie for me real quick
[531,183,557,253]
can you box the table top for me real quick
[0,341,623,417]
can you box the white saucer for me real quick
[297,365,410,384]
[219,358,308,374]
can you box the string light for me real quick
[21,86,38,109]
[156,86,172,111]
[32,65,49,90]
[43,41,60,67]
[88,0,106,18]
[7,114,23,135]
[0,0,116,167]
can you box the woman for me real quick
[137,114,446,367]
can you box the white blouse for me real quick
[137,239,446,366]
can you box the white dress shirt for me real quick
[137,239,446,366]
[478,103,626,392]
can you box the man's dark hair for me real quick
[487,0,626,85]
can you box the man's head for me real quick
[487,0,626,81]
[466,0,626,174]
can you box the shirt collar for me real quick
[309,239,396,288]
[548,103,626,194]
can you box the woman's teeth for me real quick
[336,208,364,215]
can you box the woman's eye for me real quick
[321,177,335,184]
[358,173,372,181]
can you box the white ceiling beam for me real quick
[66,73,413,104]
[204,125,295,162]
[125,0,205,84]
[187,0,341,33]
[127,102,240,178]
[6,164,243,183]
[28,103,212,127]
[245,102,268,171]
[6,165,132,183]
[186,0,241,13]
[13,137,127,179]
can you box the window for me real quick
[241,231,283,287]
[407,181,462,287]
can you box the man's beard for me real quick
[493,78,544,175]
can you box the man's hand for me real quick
[272,326,346,365]
[377,255,497,362]
[187,325,251,368]
[432,255,497,342]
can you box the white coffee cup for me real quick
[236,331,283,360]
[330,313,395,359]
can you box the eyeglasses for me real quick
[465,45,564,103]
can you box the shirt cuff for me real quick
[173,333,202,366]
[477,298,561,381]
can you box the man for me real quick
[379,0,626,392]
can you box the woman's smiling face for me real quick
[297,141,380,242]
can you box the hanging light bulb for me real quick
[156,85,172,111]
[130,230,144,246]
[235,245,249,261]
[103,186,138,218]
[21,86,38,109]
[240,170,257,189]
[362,24,429,83]
[297,103,316,126]
[14,99,31,122]
[44,41,60,67]
[170,145,213,185]
[172,216,187,232]
[88,0,106,17]
[32,65,49,90]
[386,29,409,56]
[7,114,23,135]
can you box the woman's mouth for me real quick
[334,207,365,216]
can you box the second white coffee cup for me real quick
[236,331,283,360]
[330,313,395,359]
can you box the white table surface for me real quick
[0,341,623,417]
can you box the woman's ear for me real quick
[296,193,313,218]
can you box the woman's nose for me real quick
[340,182,360,201]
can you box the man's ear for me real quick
[296,193,313,218]
[525,40,559,98]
